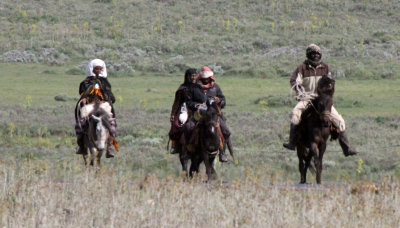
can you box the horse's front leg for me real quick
[180,146,189,176]
[202,150,213,182]
[87,147,95,167]
[189,152,201,178]
[210,155,217,180]
[316,142,327,184]
[95,149,103,170]
[310,142,322,184]
[297,145,306,184]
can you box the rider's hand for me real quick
[81,98,87,104]
[214,96,221,104]
[170,115,174,122]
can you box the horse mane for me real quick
[92,105,112,131]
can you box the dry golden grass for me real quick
[1,164,399,227]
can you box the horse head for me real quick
[317,74,335,96]
[314,93,333,127]
[199,98,221,153]
[89,108,112,151]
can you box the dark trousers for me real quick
[219,117,231,140]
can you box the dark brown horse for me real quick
[181,98,222,181]
[296,75,337,184]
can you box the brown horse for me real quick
[181,98,222,181]
[296,75,337,184]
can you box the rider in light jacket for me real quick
[283,44,357,157]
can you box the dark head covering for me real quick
[306,44,322,60]
[306,44,322,66]
[184,68,198,85]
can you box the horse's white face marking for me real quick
[95,118,108,150]
[211,126,215,133]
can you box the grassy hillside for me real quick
[0,0,399,78]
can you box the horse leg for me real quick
[189,153,200,178]
[316,142,327,184]
[83,146,88,166]
[310,142,321,184]
[210,156,217,180]
[86,148,94,166]
[297,146,306,184]
[304,152,313,183]
[96,149,103,170]
[180,146,189,177]
[202,150,213,182]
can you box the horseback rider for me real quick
[183,70,208,159]
[75,59,117,158]
[283,44,357,157]
[187,66,232,162]
[169,68,198,154]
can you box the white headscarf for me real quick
[85,59,107,78]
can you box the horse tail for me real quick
[309,157,316,174]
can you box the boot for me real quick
[339,131,357,157]
[76,135,87,155]
[219,148,228,162]
[106,143,115,158]
[283,124,297,150]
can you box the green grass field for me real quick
[1,63,400,226]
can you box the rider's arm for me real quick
[290,66,302,88]
[170,89,183,119]
[79,79,90,95]
[187,85,206,112]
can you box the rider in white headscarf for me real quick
[85,59,108,78]
[75,59,117,158]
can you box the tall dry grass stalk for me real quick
[1,167,399,227]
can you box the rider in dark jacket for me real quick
[197,66,231,162]
[169,68,198,154]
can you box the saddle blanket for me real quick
[80,102,112,118]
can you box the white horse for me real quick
[80,102,114,168]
